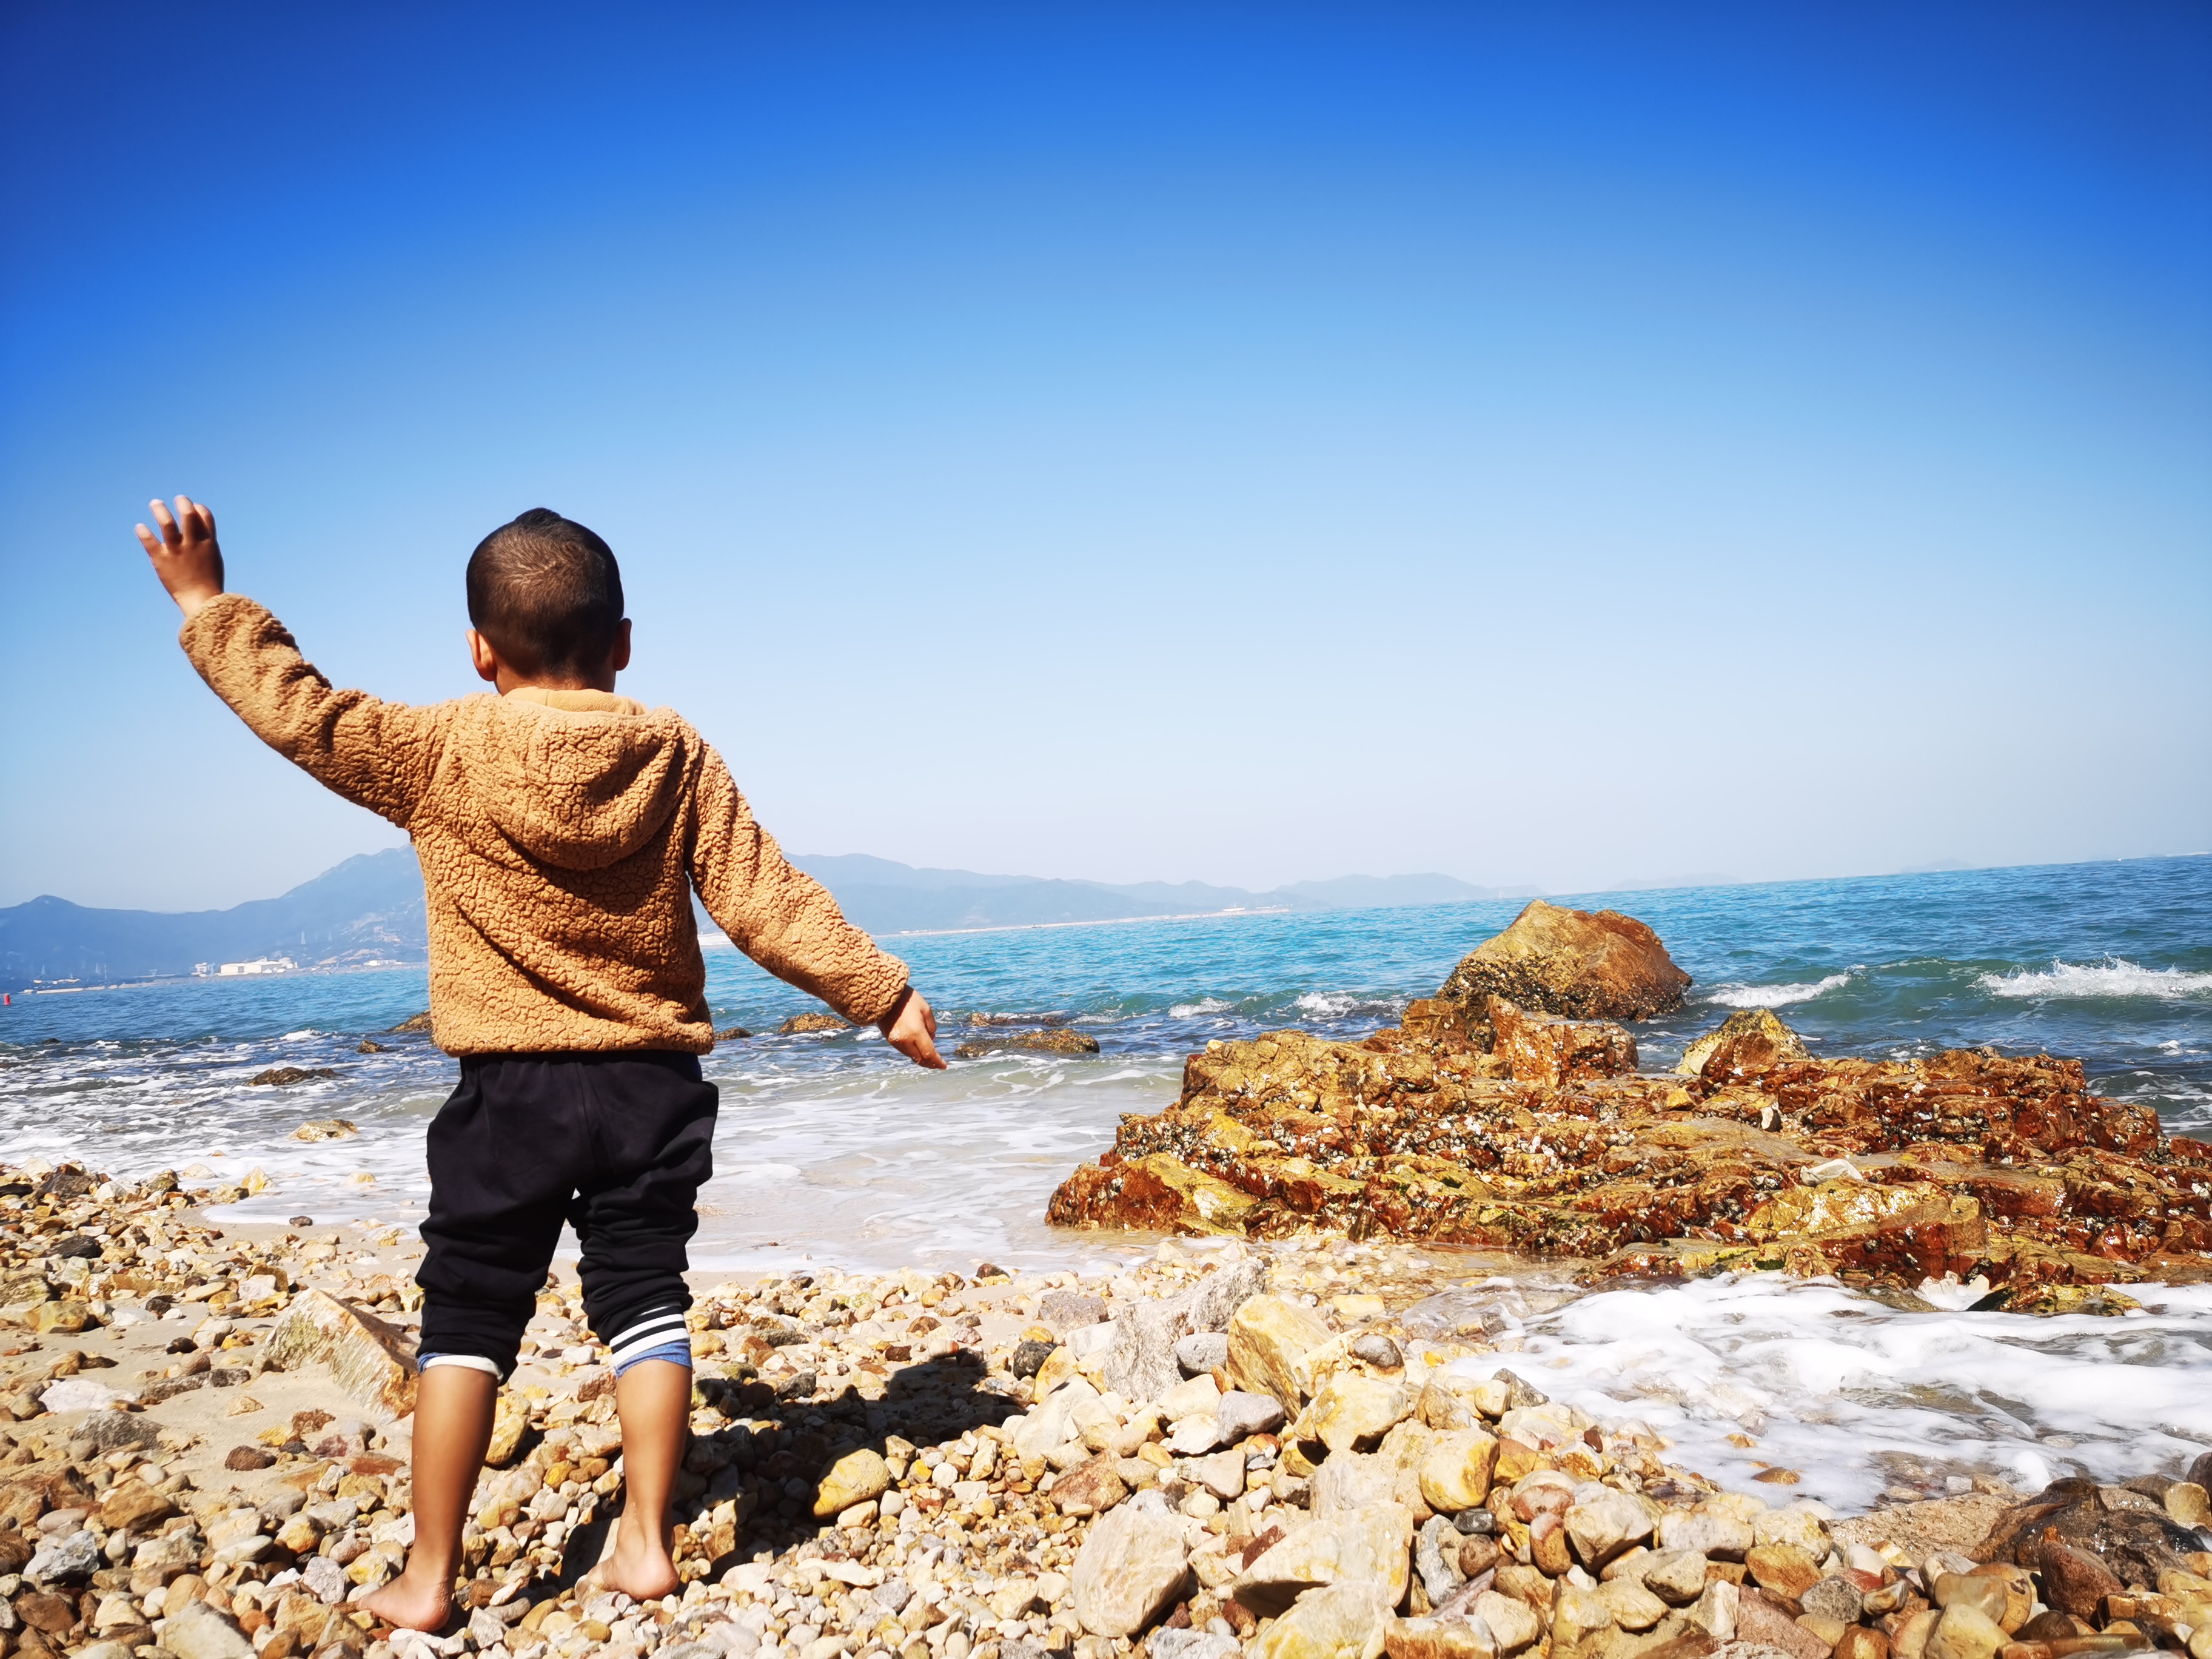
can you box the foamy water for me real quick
[1418,1273,2212,1511]
[4,856,2210,1495]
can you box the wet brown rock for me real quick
[1486,997,1637,1087]
[1437,901,1692,1024]
[954,1029,1102,1057]
[779,1012,850,1034]
[1048,1002,2210,1292]
[249,1067,337,1086]
[1681,1010,1809,1081]
[1981,1480,2206,1593]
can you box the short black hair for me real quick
[466,509,625,677]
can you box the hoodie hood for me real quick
[463,691,694,871]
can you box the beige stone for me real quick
[1683,1580,1737,1645]
[1256,1580,1396,1659]
[1890,1609,1939,1659]
[1639,1552,1710,1607]
[1309,1374,1417,1455]
[1751,1504,1832,1558]
[1236,1506,1417,1616]
[1386,1615,1500,1659]
[97,1480,175,1533]
[1566,1490,1657,1569]
[1418,1429,1501,1513]
[814,1449,892,1518]
[1925,1604,2005,1659]
[1473,1592,1542,1656]
[266,1287,418,1415]
[1225,1295,1340,1409]
[1160,1373,1221,1421]
[1070,1506,1191,1637]
[1597,1580,1668,1633]
[1654,1511,1753,1561]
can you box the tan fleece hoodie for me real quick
[179,594,908,1055]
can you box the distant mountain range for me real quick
[0,850,1532,985]
[1,850,427,985]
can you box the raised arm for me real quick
[688,746,944,1067]
[140,497,448,827]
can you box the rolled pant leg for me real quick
[568,1053,717,1365]
[415,1057,576,1375]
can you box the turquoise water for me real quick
[4,856,2208,1505]
[0,853,2204,1262]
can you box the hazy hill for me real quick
[0,850,426,983]
[1,850,1518,984]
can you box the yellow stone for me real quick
[1417,1429,1500,1513]
[814,1448,892,1518]
[1226,1295,1341,1410]
[27,1300,92,1334]
[1306,1374,1415,1455]
[482,1393,529,1467]
[1032,1346,1080,1400]
[1255,1580,1395,1659]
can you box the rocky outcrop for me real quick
[956,1029,1102,1059]
[1047,1013,2212,1294]
[779,1012,851,1034]
[1436,901,1692,1025]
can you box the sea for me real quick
[3,854,2209,1511]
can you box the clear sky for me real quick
[4,2,2207,912]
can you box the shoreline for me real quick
[0,1154,2205,1659]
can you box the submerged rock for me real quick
[955,1028,1102,1057]
[1436,900,1693,1025]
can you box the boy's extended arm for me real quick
[142,495,446,826]
[686,747,913,1029]
[178,597,449,828]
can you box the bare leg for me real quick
[364,1365,497,1631]
[594,1359,689,1601]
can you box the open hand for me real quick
[135,495,225,619]
[880,988,947,1070]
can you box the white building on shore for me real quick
[215,957,297,976]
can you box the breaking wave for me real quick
[1704,973,1852,1008]
[1977,959,2212,1001]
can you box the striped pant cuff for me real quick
[605,1306,691,1371]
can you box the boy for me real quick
[136,497,945,1631]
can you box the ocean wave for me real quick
[1168,998,1234,1018]
[1295,992,1358,1017]
[1703,973,1851,1008]
[1976,959,2212,1000]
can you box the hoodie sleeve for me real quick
[686,744,910,1025]
[178,594,449,829]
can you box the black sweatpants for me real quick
[415,1050,716,1377]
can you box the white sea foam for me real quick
[1295,992,1358,1017]
[1977,958,2212,1000]
[1435,1273,2212,1511]
[1168,997,1235,1018]
[1704,973,1852,1008]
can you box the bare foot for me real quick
[587,1517,680,1603]
[362,1564,455,1633]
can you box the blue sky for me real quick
[4,2,2207,910]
